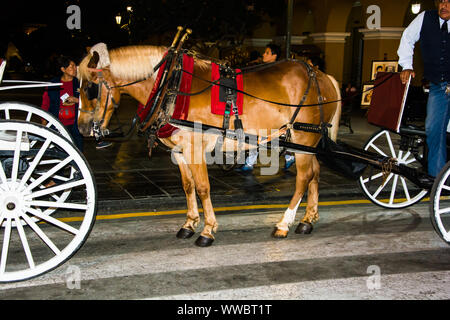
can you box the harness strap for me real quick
[288,64,314,125]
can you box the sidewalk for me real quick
[84,103,380,213]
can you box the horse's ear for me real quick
[88,51,100,68]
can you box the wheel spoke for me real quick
[25,156,73,192]
[26,207,80,235]
[437,206,450,216]
[400,176,411,202]
[0,156,9,191]
[18,138,51,191]
[11,129,23,183]
[389,174,399,204]
[373,173,394,198]
[385,132,397,158]
[14,216,35,270]
[0,218,12,275]
[368,143,388,157]
[397,150,403,162]
[361,172,383,184]
[400,150,412,163]
[26,179,86,199]
[20,212,61,255]
[27,200,88,211]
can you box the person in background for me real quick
[236,49,325,173]
[397,0,450,177]
[236,43,296,172]
[41,55,83,151]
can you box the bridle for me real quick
[79,43,187,141]
[79,70,127,139]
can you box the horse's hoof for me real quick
[272,228,288,238]
[195,235,214,247]
[176,228,195,239]
[295,222,313,234]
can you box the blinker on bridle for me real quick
[84,81,98,101]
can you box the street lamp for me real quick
[115,14,122,25]
[411,2,421,14]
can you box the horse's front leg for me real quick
[189,162,218,247]
[296,155,320,234]
[183,146,218,247]
[273,153,314,238]
[173,152,200,239]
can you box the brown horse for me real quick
[78,45,342,247]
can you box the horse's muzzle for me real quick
[78,119,94,137]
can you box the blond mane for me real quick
[78,45,211,82]
[78,45,167,82]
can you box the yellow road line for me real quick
[57,197,434,223]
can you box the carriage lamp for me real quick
[115,14,122,25]
[127,6,133,12]
[411,2,421,14]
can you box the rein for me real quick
[172,64,396,108]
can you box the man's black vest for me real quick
[420,10,450,84]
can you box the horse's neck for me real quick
[121,78,155,105]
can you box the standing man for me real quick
[398,0,450,177]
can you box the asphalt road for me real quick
[0,201,449,300]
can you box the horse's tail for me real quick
[326,74,342,142]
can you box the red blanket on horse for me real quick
[210,63,244,115]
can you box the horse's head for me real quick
[78,52,121,138]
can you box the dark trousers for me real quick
[66,124,84,152]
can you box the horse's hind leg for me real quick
[173,152,200,239]
[273,153,315,238]
[296,155,320,234]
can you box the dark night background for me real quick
[0,0,284,79]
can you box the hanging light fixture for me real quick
[411,2,421,14]
[115,14,122,25]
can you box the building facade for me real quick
[245,0,437,88]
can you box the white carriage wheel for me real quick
[0,120,96,282]
[0,102,73,143]
[0,102,75,218]
[429,161,450,245]
[358,129,428,208]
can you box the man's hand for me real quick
[400,69,415,84]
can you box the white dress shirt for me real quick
[397,11,450,70]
